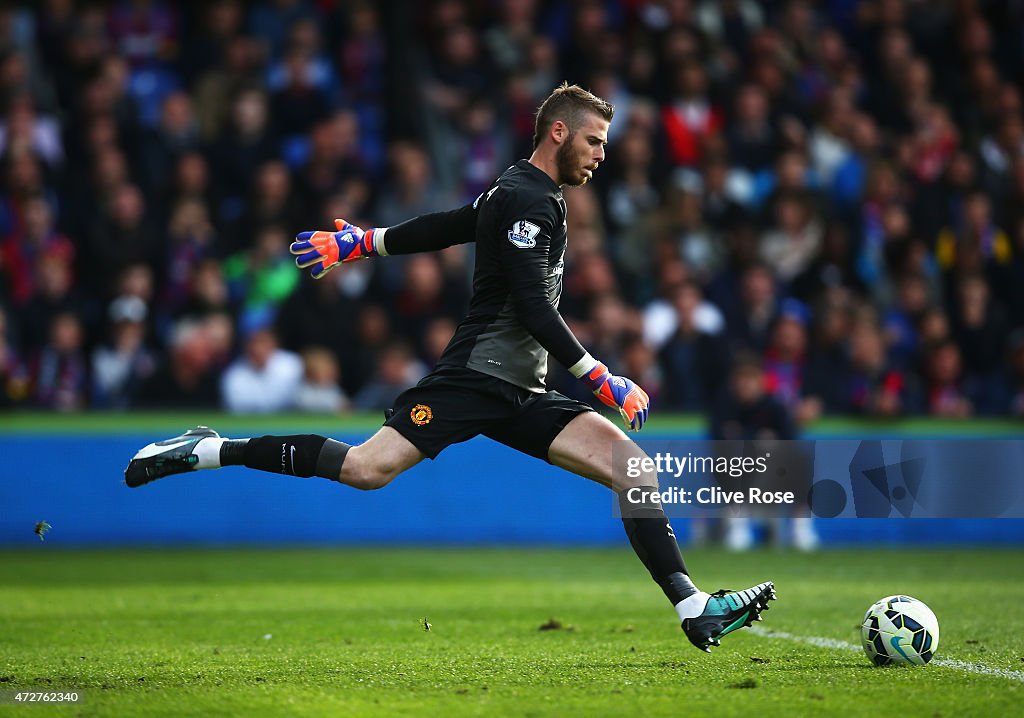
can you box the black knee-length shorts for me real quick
[384,366,595,461]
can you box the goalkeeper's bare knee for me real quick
[340,446,402,491]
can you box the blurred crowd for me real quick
[1,0,1023,426]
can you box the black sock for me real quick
[619,487,697,605]
[220,435,350,481]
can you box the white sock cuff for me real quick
[193,437,228,470]
[674,590,711,622]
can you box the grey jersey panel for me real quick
[465,247,565,391]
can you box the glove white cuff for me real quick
[569,352,599,379]
[372,227,389,256]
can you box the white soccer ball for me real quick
[861,594,939,666]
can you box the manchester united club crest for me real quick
[410,404,433,426]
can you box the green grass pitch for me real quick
[1,548,1021,717]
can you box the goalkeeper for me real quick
[125,83,774,652]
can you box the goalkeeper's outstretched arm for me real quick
[380,202,478,255]
[290,204,478,279]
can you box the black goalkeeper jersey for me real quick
[432,160,587,392]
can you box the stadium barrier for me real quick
[2,414,1022,546]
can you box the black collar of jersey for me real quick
[515,159,561,193]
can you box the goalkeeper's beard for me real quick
[555,133,589,186]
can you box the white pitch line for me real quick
[749,627,1024,682]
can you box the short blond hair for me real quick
[533,82,614,149]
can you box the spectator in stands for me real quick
[209,88,278,237]
[0,194,73,306]
[855,160,907,292]
[661,60,722,169]
[456,96,509,204]
[979,113,1024,194]
[91,295,156,408]
[802,301,853,413]
[421,22,490,128]
[221,326,302,414]
[762,300,822,424]
[107,0,179,69]
[757,149,819,220]
[353,340,426,411]
[176,259,233,323]
[229,160,301,257]
[843,320,905,417]
[421,316,456,367]
[390,254,456,353]
[663,178,723,279]
[0,151,52,239]
[725,263,778,354]
[136,318,220,409]
[180,0,245,91]
[248,0,315,60]
[203,311,236,374]
[223,223,299,334]
[343,303,392,397]
[31,311,87,411]
[0,305,28,407]
[699,155,746,232]
[162,199,218,315]
[936,191,1013,287]
[139,90,200,199]
[790,221,861,304]
[85,183,158,300]
[194,34,263,142]
[760,190,824,284]
[710,353,794,441]
[266,18,338,104]
[882,273,932,368]
[165,151,213,221]
[952,273,1009,414]
[19,238,84,351]
[116,263,156,306]
[657,282,729,412]
[64,143,129,233]
[267,37,334,141]
[922,339,973,418]
[335,3,387,127]
[0,94,63,168]
[808,88,856,188]
[726,83,780,174]
[293,111,363,218]
[831,112,880,211]
[374,141,448,228]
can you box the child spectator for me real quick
[293,346,349,414]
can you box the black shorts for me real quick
[384,366,594,461]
